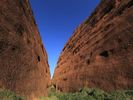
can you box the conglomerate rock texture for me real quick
[0,0,50,99]
[53,0,133,92]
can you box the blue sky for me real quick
[29,0,100,77]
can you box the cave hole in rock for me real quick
[86,59,90,65]
[37,55,41,62]
[12,47,16,51]
[99,51,109,57]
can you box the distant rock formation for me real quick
[0,0,50,99]
[53,0,133,92]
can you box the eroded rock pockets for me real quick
[0,0,51,99]
[53,0,133,92]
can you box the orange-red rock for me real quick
[0,0,50,99]
[53,0,133,92]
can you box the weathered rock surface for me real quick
[53,0,133,92]
[0,0,50,99]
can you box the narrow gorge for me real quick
[0,0,133,100]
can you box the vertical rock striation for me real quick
[0,0,50,99]
[53,0,133,92]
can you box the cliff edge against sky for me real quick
[53,0,133,92]
[0,0,50,99]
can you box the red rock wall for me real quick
[0,0,50,99]
[53,0,133,92]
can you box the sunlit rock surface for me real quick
[53,0,133,92]
[0,0,51,99]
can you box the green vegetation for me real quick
[40,87,133,100]
[0,89,24,100]
[0,88,132,100]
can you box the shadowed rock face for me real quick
[0,0,50,99]
[53,0,133,92]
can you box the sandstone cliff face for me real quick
[53,0,133,92]
[0,0,50,99]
